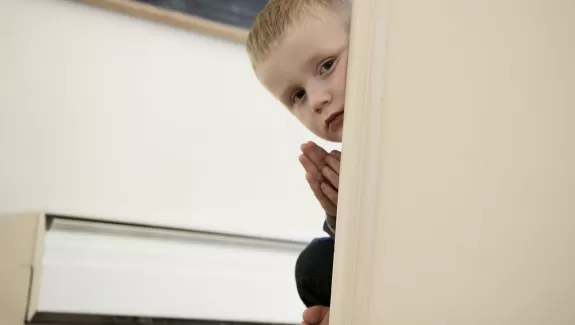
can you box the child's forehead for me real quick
[283,16,346,53]
[254,9,348,90]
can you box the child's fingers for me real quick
[324,154,341,176]
[301,142,328,170]
[322,165,339,189]
[317,193,337,217]
[321,182,339,206]
[299,154,315,172]
[309,141,330,155]
[300,154,324,181]
[306,173,325,197]
[330,149,342,159]
[310,178,335,206]
[301,143,338,216]
[307,173,337,216]
[303,141,329,156]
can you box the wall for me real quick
[0,0,338,242]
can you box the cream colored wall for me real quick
[332,0,575,324]
[0,0,338,242]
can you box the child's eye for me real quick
[320,58,336,75]
[291,89,306,104]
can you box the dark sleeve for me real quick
[323,213,337,238]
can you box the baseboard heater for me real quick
[0,213,308,325]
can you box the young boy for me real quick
[246,1,352,324]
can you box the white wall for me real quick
[0,0,338,242]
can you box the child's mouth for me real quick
[327,111,344,131]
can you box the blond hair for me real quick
[246,0,351,68]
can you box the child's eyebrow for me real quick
[304,53,323,67]
[305,42,347,64]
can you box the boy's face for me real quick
[255,9,349,143]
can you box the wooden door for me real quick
[332,0,575,324]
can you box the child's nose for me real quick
[309,88,332,114]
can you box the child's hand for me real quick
[301,306,330,325]
[299,141,341,217]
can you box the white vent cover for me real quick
[34,217,307,324]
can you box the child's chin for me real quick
[334,129,344,142]
[326,133,343,143]
[314,129,342,143]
